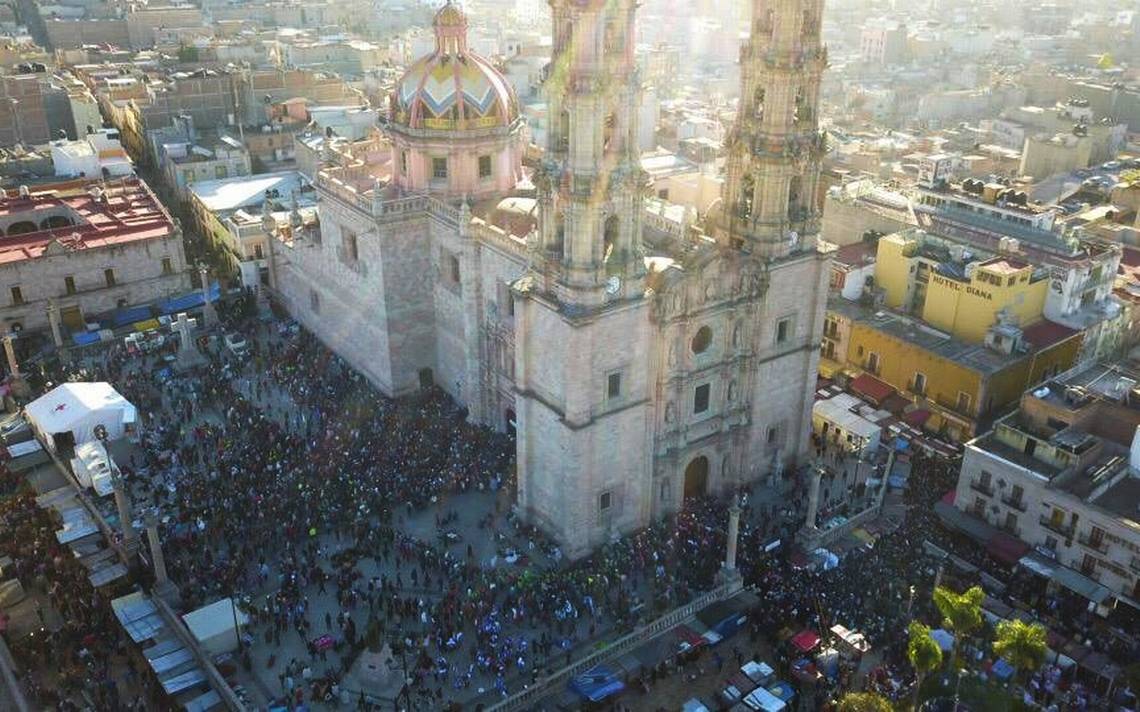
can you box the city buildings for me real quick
[0,177,189,336]
[953,356,1140,608]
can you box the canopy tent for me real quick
[790,630,820,654]
[26,382,137,451]
[930,629,955,652]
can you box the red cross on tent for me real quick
[53,403,67,412]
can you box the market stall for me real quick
[25,382,137,452]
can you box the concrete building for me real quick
[860,19,907,66]
[271,0,830,558]
[0,177,190,335]
[49,130,134,179]
[1019,131,1093,181]
[0,74,51,147]
[953,358,1140,607]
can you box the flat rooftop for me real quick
[189,171,310,214]
[1089,475,1140,524]
[0,178,173,266]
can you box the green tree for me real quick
[907,621,943,709]
[837,691,893,712]
[993,619,1047,685]
[932,585,984,664]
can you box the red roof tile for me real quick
[1021,319,1079,349]
[850,373,895,405]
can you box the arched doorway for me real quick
[504,408,516,438]
[683,456,709,501]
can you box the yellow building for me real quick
[875,230,1049,343]
[826,298,1083,441]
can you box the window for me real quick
[309,289,320,313]
[215,165,228,179]
[607,372,622,400]
[599,491,612,511]
[182,170,194,185]
[694,383,710,414]
[104,269,116,287]
[957,391,972,413]
[691,325,712,354]
[343,231,358,263]
[449,255,461,284]
[400,150,409,176]
[432,157,448,180]
[776,318,791,344]
[913,372,926,395]
[64,276,76,295]
[767,426,778,444]
[478,154,492,179]
[9,286,22,305]
[867,351,880,374]
[254,244,264,260]
[161,257,173,275]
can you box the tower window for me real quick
[599,491,612,511]
[607,371,622,400]
[450,255,461,284]
[478,155,492,178]
[64,276,77,295]
[400,150,409,175]
[161,257,173,275]
[310,289,320,312]
[776,318,792,344]
[432,157,448,179]
[10,286,23,305]
[691,325,712,354]
[694,383,710,414]
[104,269,116,287]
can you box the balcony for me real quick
[1079,565,1100,581]
[1039,516,1074,539]
[1078,534,1109,555]
[970,479,994,497]
[1001,494,1027,512]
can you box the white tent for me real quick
[182,598,249,656]
[25,382,137,451]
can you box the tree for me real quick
[837,691,893,712]
[907,621,943,709]
[993,619,1047,685]
[932,585,984,664]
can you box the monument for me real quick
[342,642,409,706]
[173,312,206,371]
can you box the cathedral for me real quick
[271,0,831,558]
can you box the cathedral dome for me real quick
[391,2,519,132]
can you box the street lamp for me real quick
[953,667,966,710]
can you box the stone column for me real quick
[876,448,896,511]
[2,334,18,377]
[724,498,741,571]
[805,467,823,530]
[110,464,139,556]
[145,512,169,584]
[47,299,63,348]
[198,264,214,327]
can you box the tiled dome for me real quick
[391,2,519,131]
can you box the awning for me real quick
[850,373,896,406]
[934,501,995,543]
[903,409,931,427]
[987,533,1030,566]
[1018,553,1112,603]
[112,305,153,327]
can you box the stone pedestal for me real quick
[341,643,407,705]
[173,312,206,372]
[145,513,180,604]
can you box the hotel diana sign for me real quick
[931,274,994,301]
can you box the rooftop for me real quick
[0,178,173,266]
[189,171,310,214]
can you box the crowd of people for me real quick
[2,293,1137,710]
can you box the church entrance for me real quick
[504,409,516,438]
[683,456,709,501]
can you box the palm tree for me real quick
[932,585,984,665]
[837,691,893,712]
[907,621,943,709]
[993,619,1048,686]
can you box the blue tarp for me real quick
[112,305,153,327]
[72,331,101,346]
[768,681,796,702]
[156,282,221,315]
[570,665,625,702]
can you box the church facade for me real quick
[272,0,832,558]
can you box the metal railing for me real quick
[1078,534,1109,555]
[1001,494,1027,512]
[969,479,994,497]
[487,580,745,712]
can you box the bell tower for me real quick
[717,0,827,258]
[512,0,653,559]
[535,0,646,304]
